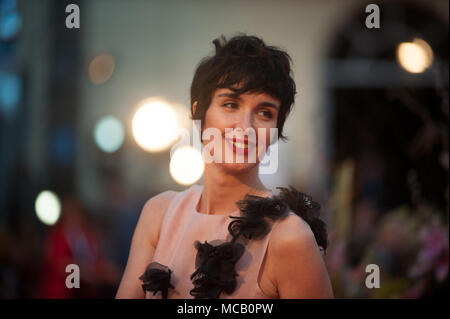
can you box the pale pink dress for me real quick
[146,184,284,299]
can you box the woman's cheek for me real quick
[261,127,273,146]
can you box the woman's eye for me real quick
[222,102,238,109]
[258,110,273,119]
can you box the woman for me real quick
[116,34,334,299]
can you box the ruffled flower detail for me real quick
[228,195,288,241]
[139,262,174,299]
[190,186,328,298]
[187,185,328,299]
[189,241,245,299]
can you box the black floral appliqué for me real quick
[228,195,288,241]
[139,262,174,299]
[276,186,328,252]
[189,241,245,299]
[189,186,328,299]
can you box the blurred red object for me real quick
[38,195,119,298]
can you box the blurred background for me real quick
[0,0,448,298]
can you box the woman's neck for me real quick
[198,164,272,215]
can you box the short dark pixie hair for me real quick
[190,34,296,141]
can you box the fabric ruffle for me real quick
[190,185,328,299]
[139,261,174,299]
[189,241,245,299]
[276,186,328,252]
[228,194,288,241]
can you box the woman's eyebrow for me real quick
[217,93,279,110]
[217,92,241,99]
[258,101,279,110]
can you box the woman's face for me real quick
[198,87,280,174]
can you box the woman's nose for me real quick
[235,111,254,132]
[233,113,257,143]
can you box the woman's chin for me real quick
[216,161,259,175]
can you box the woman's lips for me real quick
[225,137,256,155]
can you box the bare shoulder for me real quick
[139,190,178,247]
[269,213,317,252]
[266,213,334,298]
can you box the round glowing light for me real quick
[132,99,180,152]
[0,72,21,114]
[94,116,124,153]
[0,12,22,41]
[397,38,433,74]
[35,190,61,226]
[88,53,115,85]
[170,146,204,185]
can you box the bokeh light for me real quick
[88,53,115,84]
[132,99,180,152]
[169,146,204,185]
[35,190,61,226]
[0,11,22,41]
[0,71,21,115]
[396,38,434,74]
[94,115,125,153]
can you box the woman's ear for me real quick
[192,101,198,115]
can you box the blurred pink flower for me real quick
[410,218,449,282]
